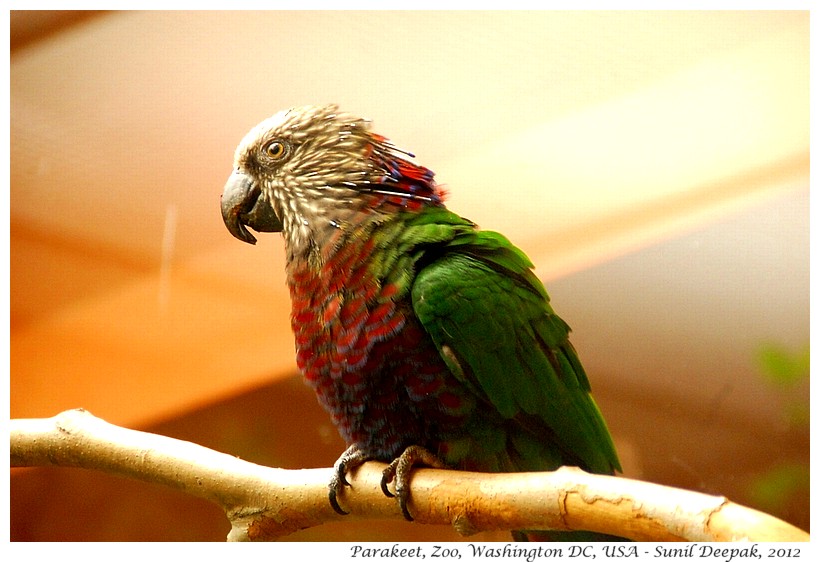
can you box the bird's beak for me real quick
[221,170,283,244]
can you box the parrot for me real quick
[220,104,623,541]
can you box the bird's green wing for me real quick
[411,227,621,475]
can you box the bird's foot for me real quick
[329,444,370,515]
[381,445,447,521]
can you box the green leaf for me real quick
[747,462,810,513]
[756,343,809,388]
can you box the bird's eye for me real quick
[263,140,287,160]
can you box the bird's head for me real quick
[221,104,444,250]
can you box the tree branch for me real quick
[10,409,808,542]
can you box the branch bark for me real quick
[10,409,808,542]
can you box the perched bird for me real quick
[221,104,622,540]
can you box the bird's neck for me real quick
[278,142,446,286]
[277,191,389,269]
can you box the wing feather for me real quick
[411,229,620,474]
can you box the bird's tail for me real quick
[512,530,630,541]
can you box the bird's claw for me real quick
[380,445,446,522]
[328,474,348,516]
[329,445,369,516]
[330,444,446,520]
